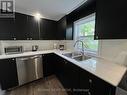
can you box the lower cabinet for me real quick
[53,54,116,95]
[79,69,116,95]
[0,58,19,90]
[91,76,116,95]
[53,55,80,94]
[42,53,56,77]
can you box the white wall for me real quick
[99,40,127,65]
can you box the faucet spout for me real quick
[74,40,84,55]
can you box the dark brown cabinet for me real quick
[95,0,127,39]
[53,55,79,94]
[57,16,66,40]
[40,19,57,40]
[0,18,15,40]
[0,12,57,40]
[0,58,18,90]
[15,13,28,40]
[26,15,39,40]
[43,53,55,77]
[57,16,73,40]
[15,13,40,40]
[79,69,116,95]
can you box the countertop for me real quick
[0,49,126,87]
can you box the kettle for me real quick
[32,45,38,51]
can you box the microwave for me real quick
[4,46,23,54]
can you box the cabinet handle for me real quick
[12,58,15,61]
[13,38,16,40]
[89,79,92,83]
[27,38,29,40]
[88,92,91,95]
[64,60,67,64]
[96,36,98,39]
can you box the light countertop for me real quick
[0,49,126,87]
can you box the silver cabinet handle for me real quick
[27,38,29,40]
[13,38,16,40]
[89,79,92,83]
[88,92,91,95]
[30,56,41,59]
[20,58,30,61]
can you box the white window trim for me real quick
[74,13,100,55]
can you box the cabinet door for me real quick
[0,58,18,90]
[57,16,66,40]
[40,19,57,40]
[15,13,28,40]
[95,0,127,39]
[0,18,15,40]
[79,69,92,95]
[66,15,73,40]
[53,55,65,83]
[64,61,80,95]
[54,56,79,94]
[43,54,55,77]
[57,15,73,40]
[80,69,116,95]
[90,75,116,95]
[27,15,39,40]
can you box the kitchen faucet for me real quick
[74,40,88,55]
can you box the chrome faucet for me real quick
[74,40,88,55]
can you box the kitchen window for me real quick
[74,13,98,54]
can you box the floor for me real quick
[4,75,68,95]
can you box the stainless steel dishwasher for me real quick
[16,55,43,85]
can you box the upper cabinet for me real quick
[40,19,57,40]
[15,13,40,40]
[26,15,39,40]
[57,16,67,40]
[0,18,15,40]
[0,12,57,40]
[95,0,127,39]
[15,13,28,40]
[57,0,96,40]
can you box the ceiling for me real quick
[15,0,87,21]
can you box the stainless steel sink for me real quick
[73,55,91,61]
[63,52,82,58]
[63,52,91,61]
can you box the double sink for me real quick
[63,52,91,61]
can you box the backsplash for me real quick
[0,40,59,54]
[0,40,74,54]
[99,40,127,65]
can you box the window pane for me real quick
[74,14,98,53]
[79,20,95,36]
[83,37,98,51]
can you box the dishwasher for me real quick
[16,55,43,85]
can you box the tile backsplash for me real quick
[0,40,74,54]
[0,40,59,54]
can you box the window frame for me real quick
[74,13,99,55]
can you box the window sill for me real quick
[84,50,98,57]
